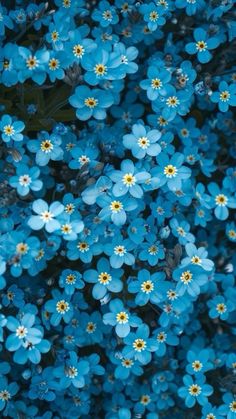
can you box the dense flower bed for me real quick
[0,0,236,418]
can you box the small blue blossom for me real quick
[0,115,25,142]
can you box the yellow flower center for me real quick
[177,226,186,236]
[215,194,228,206]
[63,0,71,7]
[167,290,178,300]
[141,280,154,294]
[49,58,59,71]
[192,360,203,371]
[66,366,78,378]
[122,173,136,186]
[122,358,133,367]
[26,56,38,70]
[164,164,178,178]
[16,242,29,255]
[220,91,230,102]
[56,300,69,314]
[77,242,89,252]
[51,31,59,41]
[157,331,167,342]
[196,41,207,51]
[35,249,45,261]
[19,174,31,186]
[166,96,179,107]
[149,11,159,21]
[41,140,53,153]
[216,303,227,313]
[230,401,236,412]
[133,338,146,352]
[102,10,112,20]
[66,274,76,284]
[228,229,236,238]
[94,63,107,76]
[110,201,123,213]
[79,155,90,165]
[61,224,72,234]
[151,78,162,89]
[3,125,14,136]
[84,97,98,108]
[148,245,158,255]
[191,256,202,265]
[86,322,96,333]
[189,384,201,396]
[73,44,85,58]
[16,325,28,339]
[141,394,151,405]
[65,203,75,214]
[40,210,53,223]
[3,60,10,69]
[116,311,129,324]
[98,272,112,284]
[138,136,150,149]
[114,245,126,256]
[180,270,193,284]
[0,390,11,401]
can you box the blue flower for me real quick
[122,324,157,365]
[138,234,165,266]
[173,265,208,296]
[140,64,171,101]
[9,164,43,196]
[178,374,213,407]
[83,257,123,300]
[6,313,43,353]
[97,194,137,226]
[0,5,13,36]
[170,218,195,245]
[92,1,119,27]
[81,48,121,86]
[207,295,235,320]
[47,51,68,82]
[59,269,84,296]
[109,159,150,198]
[0,114,25,142]
[123,124,161,159]
[45,289,73,326]
[113,355,143,380]
[104,234,135,268]
[181,243,214,271]
[69,86,114,120]
[65,26,96,65]
[152,152,191,191]
[18,47,49,85]
[0,376,18,412]
[226,222,236,242]
[53,351,89,389]
[128,270,168,306]
[176,0,205,16]
[185,28,220,63]
[220,392,236,418]
[28,199,64,232]
[27,131,63,166]
[28,367,56,401]
[140,3,166,31]
[208,182,236,220]
[210,82,236,112]
[186,349,213,375]
[103,298,142,337]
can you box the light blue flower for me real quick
[28,199,64,232]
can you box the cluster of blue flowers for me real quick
[0,0,236,417]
